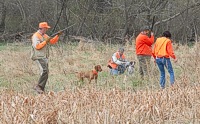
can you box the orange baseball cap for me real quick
[39,22,51,28]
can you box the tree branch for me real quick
[154,2,200,26]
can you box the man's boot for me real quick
[34,85,44,94]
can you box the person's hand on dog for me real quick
[120,61,127,64]
[121,61,130,66]
[124,61,130,68]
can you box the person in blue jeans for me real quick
[107,48,129,75]
[152,31,178,89]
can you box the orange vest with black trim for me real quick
[108,52,125,69]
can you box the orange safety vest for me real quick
[92,70,98,75]
[33,31,59,46]
[34,32,48,40]
[31,31,60,60]
[108,52,125,69]
[31,32,49,60]
[152,37,175,58]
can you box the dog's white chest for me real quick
[127,66,134,74]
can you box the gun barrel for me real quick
[50,23,75,37]
[150,16,155,31]
[149,16,155,38]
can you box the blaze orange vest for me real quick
[31,32,49,60]
[153,37,170,58]
[108,52,125,69]
[92,70,98,75]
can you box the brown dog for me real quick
[76,65,102,83]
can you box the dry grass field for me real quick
[0,41,200,123]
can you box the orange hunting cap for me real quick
[39,22,51,29]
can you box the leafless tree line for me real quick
[0,0,200,44]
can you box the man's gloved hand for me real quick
[46,37,51,42]
[57,31,63,36]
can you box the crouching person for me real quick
[107,47,129,75]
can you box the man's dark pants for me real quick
[35,58,49,91]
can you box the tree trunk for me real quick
[62,0,69,42]
[76,1,94,36]
[0,0,6,34]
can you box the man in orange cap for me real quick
[31,22,61,94]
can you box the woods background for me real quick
[0,0,200,44]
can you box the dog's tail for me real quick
[63,69,79,76]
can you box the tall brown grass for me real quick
[0,42,200,123]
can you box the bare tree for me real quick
[1,0,200,44]
[0,0,6,33]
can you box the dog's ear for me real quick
[131,61,136,67]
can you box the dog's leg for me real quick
[88,79,91,84]
[95,79,97,84]
[78,77,84,87]
[80,77,84,82]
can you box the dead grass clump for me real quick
[1,42,200,123]
[77,39,97,51]
[1,85,200,123]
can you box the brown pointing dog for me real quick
[76,65,102,84]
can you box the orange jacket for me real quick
[108,52,125,69]
[135,33,154,55]
[152,37,176,59]
[33,32,59,50]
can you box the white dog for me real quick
[125,61,135,75]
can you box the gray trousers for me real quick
[137,55,151,78]
[35,58,49,91]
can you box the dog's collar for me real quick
[92,70,98,75]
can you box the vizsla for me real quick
[76,65,102,83]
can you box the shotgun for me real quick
[50,23,75,37]
[149,16,155,38]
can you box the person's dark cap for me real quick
[140,25,150,31]
[162,31,171,38]
[118,47,124,53]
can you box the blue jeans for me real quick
[156,57,175,88]
[110,69,119,75]
[110,65,126,75]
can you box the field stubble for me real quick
[0,42,200,123]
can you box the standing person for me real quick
[107,47,129,75]
[31,22,61,94]
[135,26,154,79]
[152,31,177,89]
